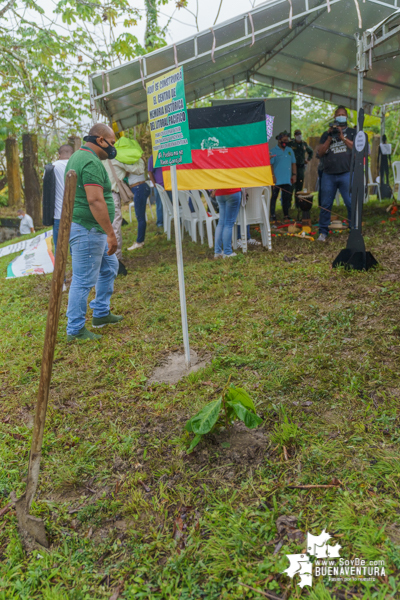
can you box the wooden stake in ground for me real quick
[5,137,22,207]
[22,133,41,228]
[11,170,77,551]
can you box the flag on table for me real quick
[162,101,273,190]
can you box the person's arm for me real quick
[84,186,118,255]
[317,131,331,158]
[306,144,313,161]
[339,129,354,150]
[290,150,297,185]
[124,158,145,176]
[28,216,35,233]
[291,163,297,185]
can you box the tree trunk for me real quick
[68,135,81,152]
[144,0,158,50]
[304,136,320,193]
[5,137,22,206]
[23,133,41,228]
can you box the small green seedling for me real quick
[185,383,263,453]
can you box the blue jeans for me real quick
[154,189,163,227]
[237,225,251,239]
[214,193,241,256]
[53,219,60,253]
[132,183,150,243]
[319,171,352,235]
[66,223,119,335]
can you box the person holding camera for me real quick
[317,106,355,242]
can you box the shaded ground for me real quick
[0,200,400,599]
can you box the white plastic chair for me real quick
[366,165,381,203]
[233,187,272,252]
[189,190,219,248]
[200,189,219,220]
[155,184,175,240]
[392,161,400,200]
[178,191,199,242]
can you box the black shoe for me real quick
[121,218,128,227]
[118,260,128,276]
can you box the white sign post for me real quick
[146,66,192,368]
[170,165,191,367]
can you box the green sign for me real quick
[147,66,192,168]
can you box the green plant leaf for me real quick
[187,434,202,454]
[226,387,256,413]
[227,401,263,429]
[185,419,193,433]
[190,398,222,435]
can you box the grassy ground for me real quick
[0,200,400,599]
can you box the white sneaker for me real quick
[223,252,237,258]
[128,242,144,251]
[248,238,261,246]
[214,253,223,259]
[317,234,328,242]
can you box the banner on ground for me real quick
[6,235,54,278]
[147,66,192,168]
[0,230,52,259]
[163,100,273,190]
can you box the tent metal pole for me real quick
[355,33,364,121]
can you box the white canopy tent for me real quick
[89,0,400,131]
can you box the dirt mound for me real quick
[189,421,269,469]
[148,350,210,384]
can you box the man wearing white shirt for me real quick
[52,145,74,251]
[43,144,74,251]
[17,209,34,235]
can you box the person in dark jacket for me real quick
[378,134,392,197]
[289,130,313,200]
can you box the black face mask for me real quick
[83,135,117,159]
[280,142,287,148]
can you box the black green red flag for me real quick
[163,101,273,190]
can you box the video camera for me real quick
[329,119,346,141]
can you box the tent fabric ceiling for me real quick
[89,0,400,131]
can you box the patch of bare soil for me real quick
[322,410,343,426]
[148,350,210,384]
[189,421,269,468]
[386,523,400,545]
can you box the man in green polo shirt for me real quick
[66,123,123,341]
